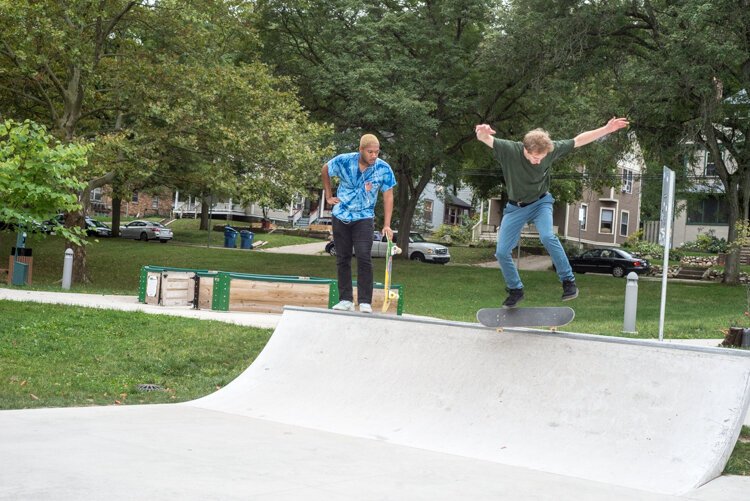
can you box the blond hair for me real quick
[359,133,380,148]
[523,128,554,154]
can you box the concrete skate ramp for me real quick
[193,307,750,496]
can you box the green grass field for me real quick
[1,226,748,337]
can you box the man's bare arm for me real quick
[573,117,629,148]
[321,163,340,205]
[381,188,394,239]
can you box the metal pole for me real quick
[62,248,74,290]
[658,167,675,342]
[623,272,639,333]
[207,193,213,248]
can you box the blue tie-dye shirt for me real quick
[327,152,397,222]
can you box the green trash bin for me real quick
[11,261,28,286]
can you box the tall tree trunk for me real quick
[394,157,436,256]
[111,197,122,237]
[200,195,211,231]
[723,182,741,284]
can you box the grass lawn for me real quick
[1,228,749,337]
[0,301,270,410]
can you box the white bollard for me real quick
[623,272,639,333]
[62,248,74,290]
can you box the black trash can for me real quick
[224,226,238,248]
[240,230,254,250]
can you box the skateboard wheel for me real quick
[392,246,401,255]
[388,291,398,299]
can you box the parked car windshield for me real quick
[388,232,425,243]
[88,219,109,228]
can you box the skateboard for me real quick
[381,234,402,313]
[476,306,575,330]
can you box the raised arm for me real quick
[474,123,496,148]
[573,117,629,148]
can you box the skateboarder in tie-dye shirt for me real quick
[322,134,397,313]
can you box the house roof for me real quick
[445,193,472,209]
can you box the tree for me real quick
[0,0,330,280]
[606,0,750,284]
[0,119,88,244]
[257,0,636,252]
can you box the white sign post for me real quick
[658,167,675,341]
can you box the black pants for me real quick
[332,216,374,304]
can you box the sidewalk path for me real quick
[258,240,328,255]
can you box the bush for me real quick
[680,231,728,253]
[624,239,682,261]
[432,223,472,245]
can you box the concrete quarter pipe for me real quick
[1,306,749,500]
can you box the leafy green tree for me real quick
[0,119,88,244]
[257,0,636,252]
[605,0,750,284]
[0,0,330,281]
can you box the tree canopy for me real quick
[0,0,330,281]
[0,119,88,242]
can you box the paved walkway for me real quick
[257,240,328,255]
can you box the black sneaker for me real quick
[502,288,524,308]
[562,280,578,301]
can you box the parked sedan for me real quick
[43,214,112,237]
[569,248,650,277]
[120,220,173,243]
[325,231,451,264]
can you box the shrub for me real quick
[680,231,728,253]
[432,223,471,244]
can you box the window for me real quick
[90,187,102,202]
[705,150,717,177]
[446,207,461,225]
[151,196,159,209]
[132,192,139,203]
[579,204,588,231]
[621,169,633,194]
[600,208,614,234]
[686,196,729,224]
[620,211,630,236]
[423,199,434,224]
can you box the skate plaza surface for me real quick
[1,306,749,500]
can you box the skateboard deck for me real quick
[381,235,401,313]
[477,306,575,329]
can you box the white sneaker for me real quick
[359,303,372,313]
[332,300,354,311]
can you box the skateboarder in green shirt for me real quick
[475,117,629,308]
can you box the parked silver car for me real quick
[325,231,450,264]
[120,220,173,243]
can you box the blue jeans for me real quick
[495,193,574,290]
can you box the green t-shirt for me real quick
[491,138,575,203]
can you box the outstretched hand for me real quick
[475,123,496,147]
[475,124,496,137]
[605,117,629,133]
